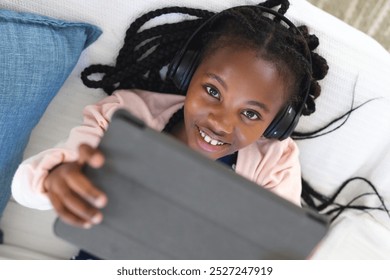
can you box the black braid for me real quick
[81,7,214,95]
[302,177,390,222]
[259,0,290,15]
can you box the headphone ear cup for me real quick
[263,105,299,140]
[167,50,200,92]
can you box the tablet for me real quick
[54,108,329,259]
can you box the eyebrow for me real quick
[206,72,270,113]
[206,73,228,90]
[247,100,270,113]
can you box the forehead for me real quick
[196,46,288,105]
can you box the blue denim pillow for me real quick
[0,10,102,215]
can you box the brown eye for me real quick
[205,86,220,99]
[242,110,261,120]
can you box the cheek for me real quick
[184,89,208,121]
[183,97,199,125]
[235,125,264,148]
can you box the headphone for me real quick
[167,5,312,140]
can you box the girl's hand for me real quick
[44,144,107,228]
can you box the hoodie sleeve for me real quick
[11,89,185,210]
[11,94,121,210]
[11,90,153,210]
[235,137,302,206]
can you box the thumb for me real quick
[78,143,105,168]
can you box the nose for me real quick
[208,110,234,136]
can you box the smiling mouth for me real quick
[199,129,226,146]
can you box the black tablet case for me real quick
[54,109,328,259]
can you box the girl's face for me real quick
[183,46,288,160]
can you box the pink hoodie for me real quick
[11,89,302,209]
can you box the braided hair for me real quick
[81,1,389,221]
[81,7,214,94]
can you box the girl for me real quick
[12,0,328,229]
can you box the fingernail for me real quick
[94,196,107,208]
[90,153,104,168]
[91,213,103,225]
[83,222,92,229]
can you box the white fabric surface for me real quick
[1,0,389,259]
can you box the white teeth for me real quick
[199,130,224,146]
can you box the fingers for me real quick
[75,143,107,209]
[47,166,105,228]
[48,186,96,229]
[66,169,107,209]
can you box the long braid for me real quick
[259,0,328,115]
[302,178,390,222]
[81,7,214,95]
